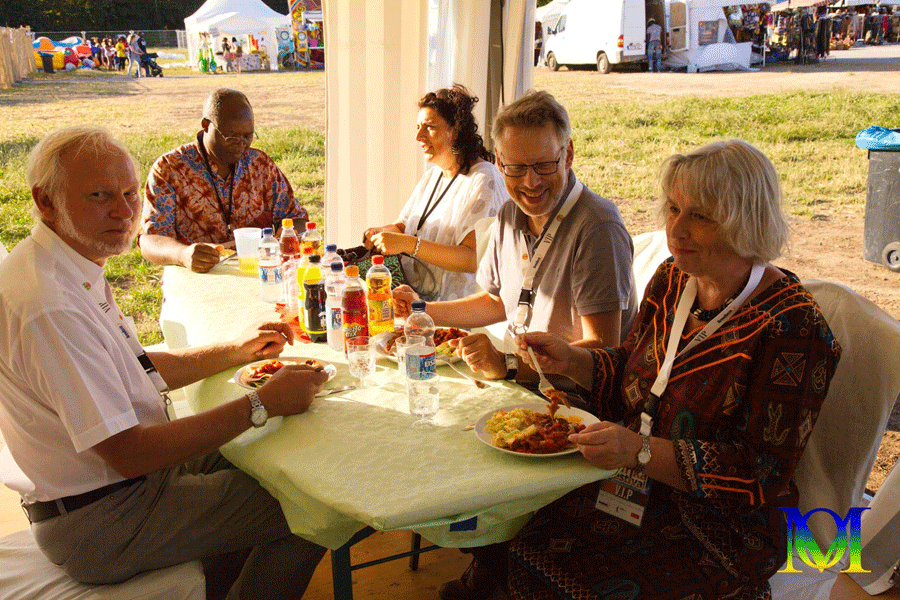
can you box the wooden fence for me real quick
[0,27,36,89]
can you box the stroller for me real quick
[141,52,164,77]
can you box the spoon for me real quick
[437,355,488,389]
[316,385,357,397]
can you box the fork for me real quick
[437,356,488,389]
[526,346,554,399]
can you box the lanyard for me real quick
[413,170,460,235]
[639,263,765,436]
[507,180,584,340]
[199,135,236,236]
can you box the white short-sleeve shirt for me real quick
[398,160,506,301]
[0,223,168,503]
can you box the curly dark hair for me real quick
[418,84,493,175]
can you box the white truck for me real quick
[543,0,666,73]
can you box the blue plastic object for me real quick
[856,126,900,151]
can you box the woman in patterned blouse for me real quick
[506,140,842,600]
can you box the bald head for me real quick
[202,88,252,124]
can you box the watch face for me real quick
[251,407,268,427]
[505,354,517,370]
[638,449,651,465]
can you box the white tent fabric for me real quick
[323,0,534,248]
[665,1,757,71]
[184,0,291,71]
[535,0,570,31]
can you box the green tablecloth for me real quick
[160,263,614,550]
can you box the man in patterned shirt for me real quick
[140,88,308,272]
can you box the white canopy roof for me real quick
[184,0,291,71]
[535,0,570,30]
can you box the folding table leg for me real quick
[331,545,354,600]
[409,532,422,570]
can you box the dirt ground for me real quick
[4,42,899,490]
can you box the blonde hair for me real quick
[491,90,571,149]
[27,125,138,221]
[658,140,788,262]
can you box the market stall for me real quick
[184,0,291,72]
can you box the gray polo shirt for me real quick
[476,171,637,343]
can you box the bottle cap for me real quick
[326,244,337,252]
[372,255,384,265]
[331,262,343,272]
[345,265,359,277]
[282,218,293,228]
[306,221,317,230]
[411,300,426,311]
[309,254,321,263]
[262,227,273,236]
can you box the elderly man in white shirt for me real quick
[0,125,327,598]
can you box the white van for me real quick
[544,0,663,73]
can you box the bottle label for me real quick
[405,348,436,381]
[260,265,282,284]
[329,307,342,330]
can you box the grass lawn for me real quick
[1,69,898,344]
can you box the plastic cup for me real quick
[233,227,261,275]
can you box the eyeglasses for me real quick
[210,122,257,146]
[497,148,564,178]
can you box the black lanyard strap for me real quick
[414,170,460,235]
[198,134,236,234]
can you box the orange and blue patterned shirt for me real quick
[141,132,308,245]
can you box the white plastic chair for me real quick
[0,529,205,600]
[768,280,900,599]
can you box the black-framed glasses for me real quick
[210,122,257,146]
[498,147,564,178]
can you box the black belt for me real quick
[22,477,145,523]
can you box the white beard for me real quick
[55,204,138,258]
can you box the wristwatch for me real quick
[634,435,652,473]
[248,390,268,428]
[503,353,518,381]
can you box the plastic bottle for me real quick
[321,243,343,272]
[303,255,327,343]
[300,221,324,259]
[279,218,301,315]
[404,300,435,346]
[366,255,394,336]
[295,245,314,323]
[325,262,346,352]
[258,228,281,303]
[403,301,438,421]
[341,265,368,350]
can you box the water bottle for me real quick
[303,255,327,342]
[258,228,281,303]
[404,300,435,345]
[325,262,346,352]
[300,221,324,258]
[279,218,301,315]
[366,255,394,336]
[321,243,343,272]
[341,265,369,350]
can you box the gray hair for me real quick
[658,139,789,263]
[26,125,137,221]
[491,90,571,149]
[203,88,251,123]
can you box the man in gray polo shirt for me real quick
[394,90,637,387]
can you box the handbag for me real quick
[337,246,438,300]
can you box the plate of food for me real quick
[373,327,469,364]
[474,403,599,457]
[233,358,337,389]
[215,244,237,263]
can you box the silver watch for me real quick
[503,353,518,380]
[635,435,652,472]
[248,390,268,428]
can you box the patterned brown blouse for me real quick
[508,259,841,600]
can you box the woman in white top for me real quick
[364,85,506,301]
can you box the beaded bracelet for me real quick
[413,237,422,257]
